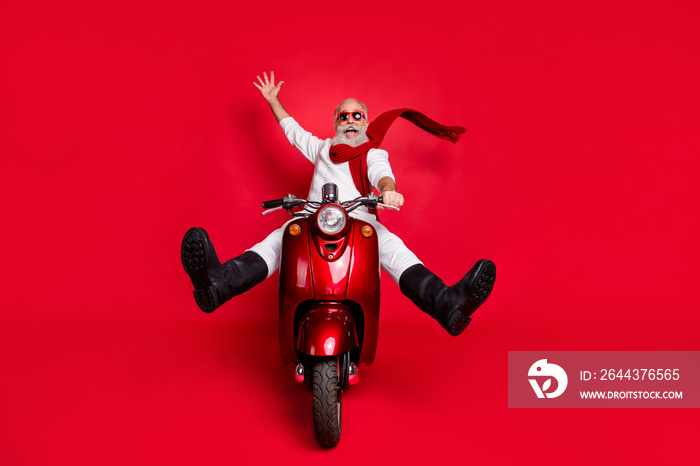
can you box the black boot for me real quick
[181,227,268,313]
[399,260,496,336]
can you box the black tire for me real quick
[311,357,342,448]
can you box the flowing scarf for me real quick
[329,108,467,196]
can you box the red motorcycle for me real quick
[262,183,395,448]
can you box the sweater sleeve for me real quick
[279,117,326,165]
[367,148,395,188]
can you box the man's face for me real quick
[333,100,369,147]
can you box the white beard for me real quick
[332,124,369,147]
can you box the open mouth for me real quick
[345,127,358,137]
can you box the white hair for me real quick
[334,98,368,120]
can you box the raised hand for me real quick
[253,71,284,103]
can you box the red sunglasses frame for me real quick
[337,111,365,122]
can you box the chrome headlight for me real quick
[317,205,347,235]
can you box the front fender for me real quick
[296,304,359,357]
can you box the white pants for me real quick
[248,218,422,284]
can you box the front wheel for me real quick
[311,357,341,447]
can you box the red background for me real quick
[2,0,699,464]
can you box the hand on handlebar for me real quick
[378,190,404,210]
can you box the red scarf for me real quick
[329,108,466,196]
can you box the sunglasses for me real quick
[337,111,365,122]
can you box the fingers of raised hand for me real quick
[254,72,280,91]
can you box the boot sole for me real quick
[182,228,218,313]
[193,287,217,313]
[449,313,473,336]
[181,228,212,290]
[448,260,496,336]
[462,260,496,316]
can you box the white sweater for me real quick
[280,117,395,221]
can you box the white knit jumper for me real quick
[247,117,422,283]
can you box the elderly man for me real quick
[181,72,496,336]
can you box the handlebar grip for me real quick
[262,199,284,209]
[377,196,383,204]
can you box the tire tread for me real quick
[311,358,342,448]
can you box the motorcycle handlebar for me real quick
[262,194,395,214]
[262,199,284,209]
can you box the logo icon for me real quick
[528,359,568,398]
